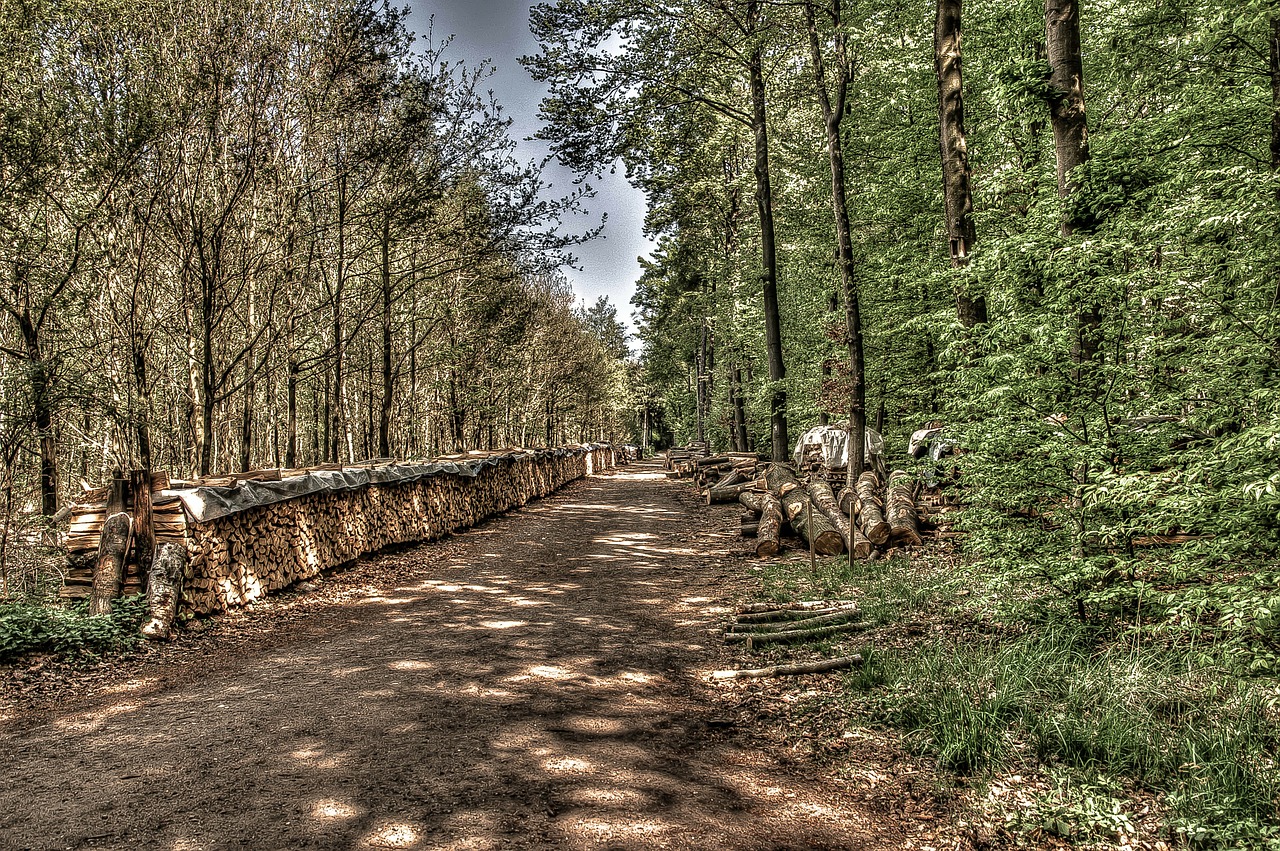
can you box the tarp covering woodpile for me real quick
[63,444,621,621]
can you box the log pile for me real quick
[707,462,928,562]
[62,445,622,623]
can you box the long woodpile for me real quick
[689,452,932,561]
[63,445,621,629]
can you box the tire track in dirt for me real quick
[0,463,910,850]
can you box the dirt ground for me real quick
[0,462,958,851]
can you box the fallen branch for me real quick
[737,599,859,614]
[727,609,861,633]
[710,654,864,680]
[735,604,859,624]
[724,620,866,646]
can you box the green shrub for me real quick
[0,595,148,663]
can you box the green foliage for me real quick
[0,595,148,663]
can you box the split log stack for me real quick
[62,445,622,623]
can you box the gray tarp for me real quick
[169,445,601,523]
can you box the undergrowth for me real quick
[0,594,148,664]
[757,552,1280,848]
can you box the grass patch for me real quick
[0,594,149,664]
[756,548,1280,847]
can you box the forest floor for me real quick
[0,461,971,851]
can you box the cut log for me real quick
[140,542,187,640]
[756,492,784,558]
[740,521,759,538]
[837,487,858,518]
[89,511,132,615]
[809,480,872,558]
[711,468,745,490]
[856,472,891,546]
[738,491,764,513]
[764,465,844,556]
[708,482,758,504]
[724,619,866,645]
[887,470,923,546]
[710,654,864,680]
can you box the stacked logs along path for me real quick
[690,452,929,562]
[63,445,621,638]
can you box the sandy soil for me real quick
[0,463,950,851]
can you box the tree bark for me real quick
[935,0,986,327]
[1045,0,1099,376]
[804,1,866,484]
[855,471,890,545]
[886,470,923,546]
[379,212,394,458]
[140,542,186,641]
[748,0,789,463]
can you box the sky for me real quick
[404,0,655,343]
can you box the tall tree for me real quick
[803,0,866,480]
[935,0,986,327]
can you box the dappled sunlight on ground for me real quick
[0,464,884,850]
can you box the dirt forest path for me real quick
[0,463,921,851]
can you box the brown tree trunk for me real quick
[379,213,394,458]
[935,0,986,327]
[804,1,866,486]
[748,0,789,463]
[1045,0,1099,372]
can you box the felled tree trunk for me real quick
[810,480,871,558]
[855,472,891,545]
[756,492,784,557]
[765,465,844,556]
[89,512,132,615]
[140,542,187,640]
[887,470,924,546]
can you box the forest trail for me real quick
[0,464,923,851]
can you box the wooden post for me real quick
[129,469,154,592]
[808,498,816,573]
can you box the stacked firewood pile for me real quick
[181,451,596,613]
[663,441,711,476]
[62,445,621,634]
[695,457,929,560]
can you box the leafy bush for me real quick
[0,595,148,663]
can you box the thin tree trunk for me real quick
[935,0,986,327]
[379,213,394,458]
[748,0,789,462]
[805,0,866,484]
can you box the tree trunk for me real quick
[855,471,890,545]
[935,0,986,327]
[89,478,130,615]
[804,1,866,485]
[886,470,923,546]
[810,479,871,558]
[140,542,186,641]
[379,213,394,458]
[1045,0,1098,373]
[748,0,789,463]
[755,491,784,557]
